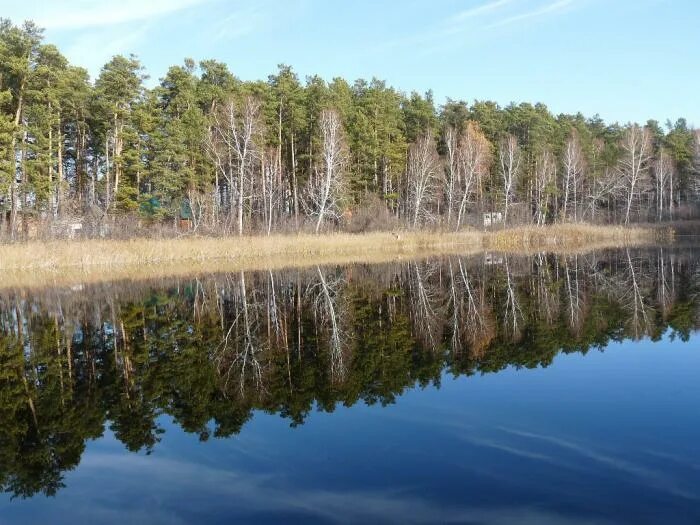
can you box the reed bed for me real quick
[483,223,662,252]
[0,231,482,270]
[0,225,662,290]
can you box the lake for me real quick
[1,246,699,524]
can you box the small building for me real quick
[67,222,83,239]
[484,253,504,266]
[483,212,503,227]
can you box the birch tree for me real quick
[304,266,349,382]
[584,167,623,222]
[444,126,459,226]
[406,133,440,228]
[207,96,262,235]
[409,261,441,350]
[454,122,491,230]
[448,257,492,355]
[261,147,283,235]
[499,134,521,226]
[304,108,347,233]
[561,130,585,222]
[618,124,653,225]
[214,271,266,396]
[503,257,523,339]
[533,149,556,226]
[654,148,674,221]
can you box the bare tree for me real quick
[406,133,441,228]
[624,249,652,338]
[654,148,675,222]
[444,126,459,227]
[561,130,585,222]
[583,166,624,222]
[534,252,560,324]
[499,135,521,226]
[450,257,493,356]
[214,272,267,396]
[593,249,653,339]
[309,266,349,382]
[503,257,523,339]
[656,248,675,319]
[408,261,441,350]
[186,187,208,232]
[304,109,347,233]
[261,148,283,235]
[618,124,653,225]
[564,255,586,334]
[446,259,463,353]
[454,122,491,230]
[533,149,556,226]
[207,96,262,235]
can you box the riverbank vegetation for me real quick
[0,224,664,290]
[1,19,699,242]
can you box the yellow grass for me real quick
[482,223,663,252]
[0,225,664,290]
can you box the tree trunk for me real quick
[57,118,63,216]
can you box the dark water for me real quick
[1,247,699,524]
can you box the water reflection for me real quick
[0,247,698,499]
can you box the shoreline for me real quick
[0,224,667,290]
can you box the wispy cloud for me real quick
[449,0,513,23]
[214,4,270,41]
[500,426,700,501]
[485,0,574,29]
[442,0,514,37]
[64,452,613,525]
[62,24,151,76]
[34,0,211,30]
[383,0,578,58]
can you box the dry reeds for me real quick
[0,231,482,270]
[482,224,661,252]
[0,224,663,290]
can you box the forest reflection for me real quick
[1,247,698,498]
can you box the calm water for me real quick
[1,247,699,524]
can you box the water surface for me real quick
[1,247,699,524]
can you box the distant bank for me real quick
[0,224,672,290]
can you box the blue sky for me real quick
[3,0,698,126]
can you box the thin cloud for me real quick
[450,0,513,23]
[215,4,268,40]
[61,24,151,78]
[425,0,575,50]
[70,452,612,525]
[35,0,211,30]
[500,427,700,501]
[485,0,574,29]
[383,0,512,48]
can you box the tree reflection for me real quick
[0,247,699,497]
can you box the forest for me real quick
[1,247,698,497]
[1,19,700,240]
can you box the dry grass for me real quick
[0,225,663,290]
[483,223,663,252]
[0,231,482,270]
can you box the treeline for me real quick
[1,248,698,496]
[1,19,700,239]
